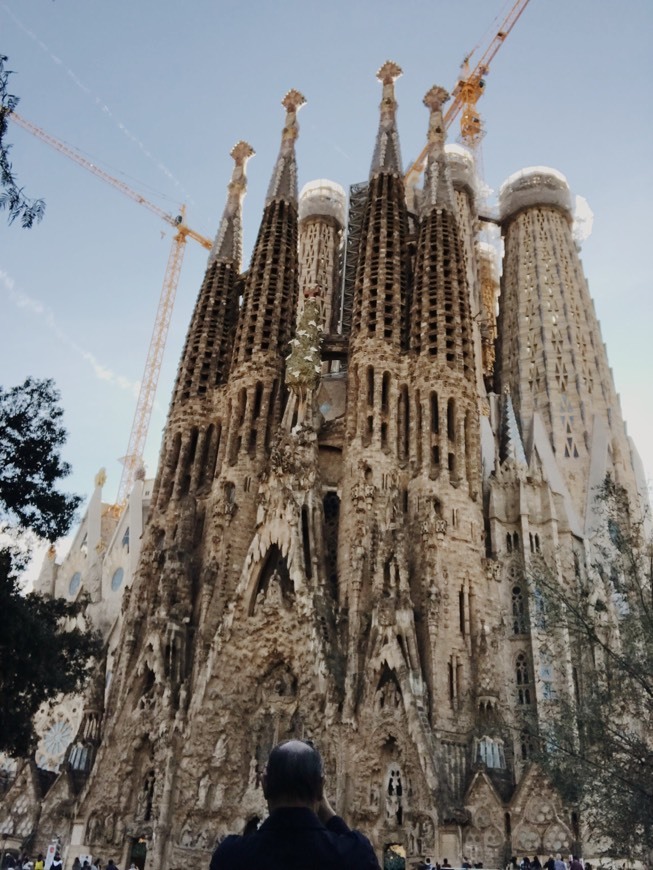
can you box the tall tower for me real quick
[496,167,639,523]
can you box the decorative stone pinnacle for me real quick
[370,60,403,175]
[226,141,254,204]
[266,90,304,203]
[282,89,306,114]
[230,140,255,166]
[376,61,402,85]
[377,61,402,117]
[423,85,450,114]
[279,90,306,148]
[208,141,253,265]
[419,83,455,213]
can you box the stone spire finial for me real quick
[209,140,255,268]
[266,90,306,204]
[420,84,456,215]
[499,385,528,469]
[370,61,403,176]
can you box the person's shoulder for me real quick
[324,821,380,868]
[210,834,247,869]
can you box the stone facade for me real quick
[1,67,648,869]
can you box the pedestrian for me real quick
[106,861,119,870]
[34,857,44,870]
[532,857,542,870]
[570,857,583,870]
[51,856,63,870]
[554,854,566,870]
[210,738,380,869]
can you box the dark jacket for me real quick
[210,806,380,870]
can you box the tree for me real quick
[530,477,653,864]
[0,54,45,227]
[0,378,101,757]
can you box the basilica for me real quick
[0,63,647,869]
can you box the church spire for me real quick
[499,386,527,469]
[171,142,254,404]
[421,86,456,214]
[266,89,306,204]
[231,92,304,366]
[208,140,255,269]
[370,61,403,177]
[410,85,474,381]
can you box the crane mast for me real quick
[9,111,212,504]
[405,0,531,185]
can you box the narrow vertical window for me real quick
[301,505,312,580]
[447,398,456,441]
[512,586,527,634]
[516,653,531,705]
[459,588,465,637]
[367,366,375,406]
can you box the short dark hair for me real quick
[264,739,324,804]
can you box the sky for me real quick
[1,0,652,534]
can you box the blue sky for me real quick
[1,0,652,518]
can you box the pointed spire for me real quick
[370,61,403,176]
[499,386,528,468]
[209,140,255,269]
[266,89,306,204]
[421,85,456,214]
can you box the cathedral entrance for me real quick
[128,837,147,870]
[384,843,406,870]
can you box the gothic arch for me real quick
[246,544,294,615]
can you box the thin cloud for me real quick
[2,3,195,205]
[0,268,140,396]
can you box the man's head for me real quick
[262,739,324,810]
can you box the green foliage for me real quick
[0,54,45,227]
[530,477,653,862]
[0,378,101,757]
[0,377,82,540]
[0,550,101,757]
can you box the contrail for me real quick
[0,268,140,397]
[2,3,196,206]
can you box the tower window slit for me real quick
[459,588,465,637]
[430,392,439,434]
[367,367,375,406]
[301,505,312,580]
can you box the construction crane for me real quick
[9,111,212,505]
[405,0,531,186]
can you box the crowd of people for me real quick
[510,855,591,870]
[2,857,132,870]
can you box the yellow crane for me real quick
[9,111,212,505]
[405,0,531,186]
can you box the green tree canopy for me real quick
[0,378,101,757]
[0,53,45,227]
[531,478,653,863]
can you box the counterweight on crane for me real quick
[405,0,531,186]
[8,111,212,505]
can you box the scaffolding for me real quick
[338,180,369,338]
